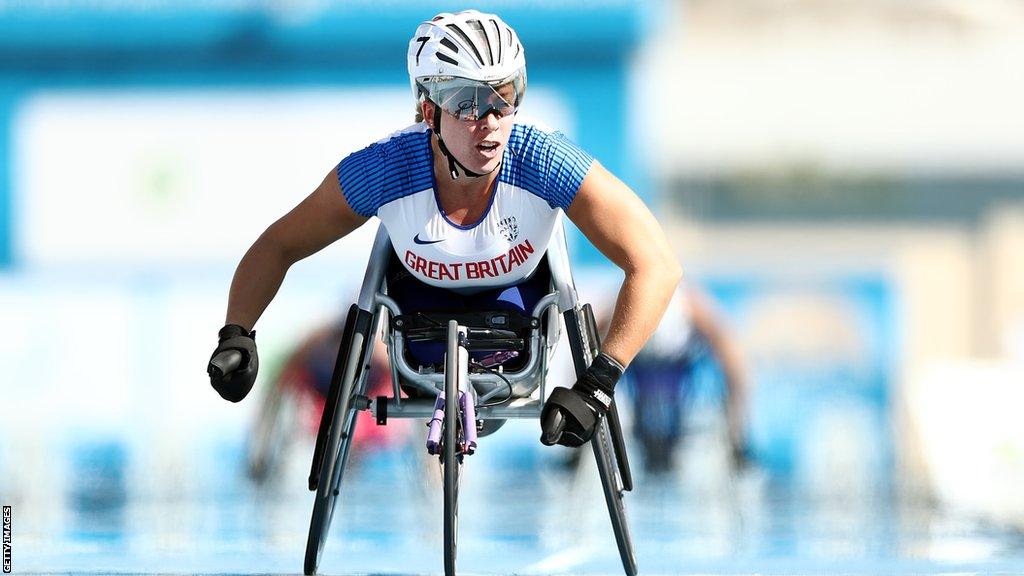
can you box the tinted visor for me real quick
[422,70,526,121]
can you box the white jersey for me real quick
[634,287,698,363]
[336,121,594,294]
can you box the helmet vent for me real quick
[446,23,486,67]
[436,52,458,65]
[491,19,502,64]
[466,19,494,66]
[440,37,460,54]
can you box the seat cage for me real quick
[356,219,582,419]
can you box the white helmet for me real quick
[408,10,527,115]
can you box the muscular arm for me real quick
[225,169,368,330]
[566,162,682,366]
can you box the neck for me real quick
[430,134,498,197]
[430,135,500,226]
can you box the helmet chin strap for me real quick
[433,105,485,180]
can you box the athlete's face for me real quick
[425,83,517,175]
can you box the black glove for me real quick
[207,324,258,403]
[540,352,624,447]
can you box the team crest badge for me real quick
[498,216,519,242]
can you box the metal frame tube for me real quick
[362,220,577,420]
[376,292,559,397]
[371,397,543,420]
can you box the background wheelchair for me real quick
[303,222,638,576]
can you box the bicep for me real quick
[565,161,675,274]
[266,168,369,263]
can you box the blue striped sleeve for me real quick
[502,124,595,210]
[336,130,434,217]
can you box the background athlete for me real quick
[614,282,752,474]
[245,313,412,484]
[206,10,682,449]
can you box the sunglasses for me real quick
[420,70,526,122]
[439,84,518,121]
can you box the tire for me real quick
[570,304,638,574]
[443,320,463,576]
[592,417,638,576]
[304,331,366,576]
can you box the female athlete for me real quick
[207,10,682,448]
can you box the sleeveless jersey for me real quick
[336,121,594,294]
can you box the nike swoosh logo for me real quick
[413,233,445,245]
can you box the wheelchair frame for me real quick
[303,221,638,576]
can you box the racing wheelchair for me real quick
[302,221,638,576]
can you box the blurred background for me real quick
[1,1,1023,574]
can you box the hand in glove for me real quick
[207,324,258,403]
[540,352,624,448]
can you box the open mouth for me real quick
[476,141,500,152]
